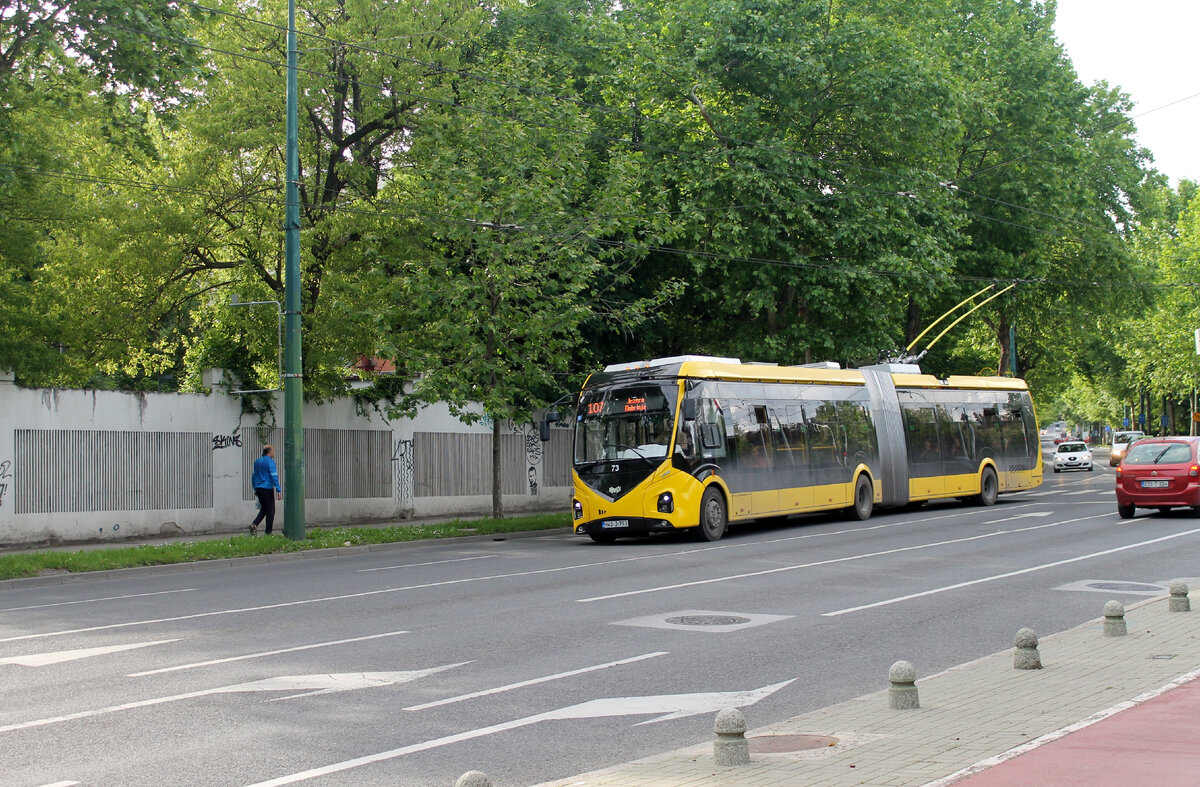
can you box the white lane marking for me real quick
[924,665,1200,787]
[0,639,180,667]
[1,506,1036,643]
[576,513,1113,603]
[983,512,1051,523]
[0,664,464,734]
[36,782,80,787]
[358,555,498,573]
[245,679,795,787]
[0,589,196,613]
[823,526,1200,616]
[403,651,669,711]
[127,631,409,677]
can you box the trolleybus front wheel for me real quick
[847,474,873,521]
[975,467,998,506]
[696,487,727,541]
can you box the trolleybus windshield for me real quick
[574,383,679,465]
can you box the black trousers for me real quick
[252,487,276,533]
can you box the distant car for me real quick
[1053,441,1092,473]
[1109,430,1146,466]
[1053,433,1067,444]
[1115,437,1200,519]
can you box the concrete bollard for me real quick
[888,660,919,710]
[1169,581,1191,613]
[1103,600,1127,637]
[1013,627,1043,670]
[455,772,493,787]
[713,707,751,766]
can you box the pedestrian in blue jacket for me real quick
[251,444,282,535]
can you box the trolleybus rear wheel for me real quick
[848,474,873,521]
[975,467,998,506]
[696,487,727,541]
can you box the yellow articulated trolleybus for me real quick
[570,355,1042,543]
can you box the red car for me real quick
[1115,437,1200,519]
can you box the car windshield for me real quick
[1057,442,1086,452]
[1123,442,1193,465]
[1115,432,1144,445]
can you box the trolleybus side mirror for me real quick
[540,410,561,441]
[682,398,698,422]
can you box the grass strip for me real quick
[0,513,571,581]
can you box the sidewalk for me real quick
[533,589,1200,787]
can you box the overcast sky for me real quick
[1053,0,1200,185]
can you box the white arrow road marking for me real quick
[0,589,195,613]
[823,525,1200,616]
[128,631,409,677]
[245,679,795,787]
[0,639,181,667]
[0,664,465,734]
[404,652,669,711]
[239,670,471,702]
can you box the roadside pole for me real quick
[283,0,305,540]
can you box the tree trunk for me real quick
[904,297,921,348]
[492,417,503,520]
[996,314,1011,377]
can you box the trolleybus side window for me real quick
[903,404,940,464]
[697,398,727,457]
[1000,405,1029,459]
[836,401,876,466]
[806,412,839,469]
[967,403,1002,457]
[767,407,793,468]
[782,405,809,468]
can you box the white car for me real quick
[1053,441,1093,473]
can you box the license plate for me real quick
[1141,480,1170,488]
[602,520,629,529]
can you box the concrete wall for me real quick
[0,372,570,547]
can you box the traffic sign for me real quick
[1123,418,1130,428]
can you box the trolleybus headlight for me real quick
[657,492,674,514]
[573,499,583,519]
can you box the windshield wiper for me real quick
[614,442,652,462]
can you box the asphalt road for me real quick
[3,439,1198,787]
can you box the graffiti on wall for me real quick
[212,434,243,450]
[509,422,544,495]
[0,459,10,508]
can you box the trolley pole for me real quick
[283,0,305,540]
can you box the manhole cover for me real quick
[748,734,839,753]
[1087,582,1163,593]
[665,615,751,626]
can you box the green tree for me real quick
[390,30,663,517]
